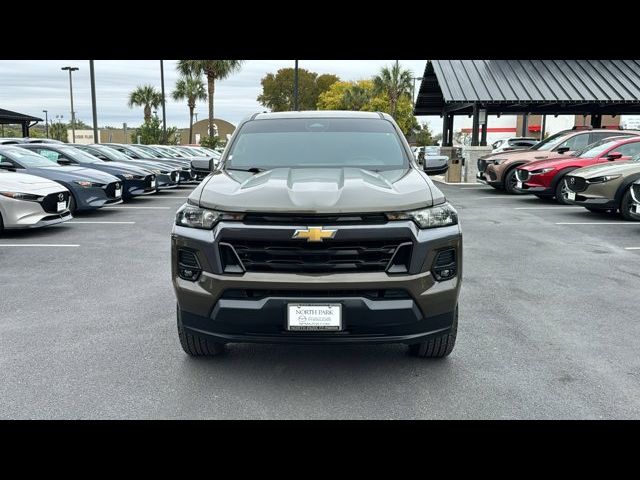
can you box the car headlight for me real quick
[386,202,458,229]
[121,174,134,180]
[0,191,42,201]
[74,180,101,188]
[530,167,554,175]
[175,204,245,229]
[587,175,621,184]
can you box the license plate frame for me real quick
[286,304,342,332]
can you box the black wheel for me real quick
[409,305,458,358]
[177,305,225,356]
[68,194,77,214]
[620,189,637,221]
[554,176,571,205]
[504,168,525,195]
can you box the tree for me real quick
[177,60,244,139]
[372,63,413,118]
[131,117,179,145]
[257,68,339,112]
[172,73,207,144]
[316,81,352,110]
[128,85,163,123]
[414,123,435,146]
[49,122,68,142]
[342,81,373,111]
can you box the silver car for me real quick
[0,170,71,232]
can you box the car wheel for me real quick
[620,189,637,221]
[504,168,525,195]
[409,305,458,358]
[177,305,225,356]
[68,194,77,214]
[554,177,572,205]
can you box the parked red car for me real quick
[515,136,640,204]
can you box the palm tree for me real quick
[177,60,244,138]
[342,83,372,111]
[372,63,413,118]
[128,85,163,123]
[172,74,207,144]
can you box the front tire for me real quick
[409,305,458,358]
[177,306,225,356]
[554,177,571,205]
[620,189,637,221]
[504,168,525,195]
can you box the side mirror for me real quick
[423,155,449,176]
[57,158,73,165]
[0,163,15,171]
[556,147,570,154]
[209,158,216,172]
[606,151,623,161]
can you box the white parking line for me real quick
[515,207,583,210]
[0,244,80,248]
[555,222,634,225]
[477,196,513,199]
[624,247,640,250]
[103,206,171,210]
[69,221,136,224]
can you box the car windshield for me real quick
[91,145,132,161]
[58,146,104,164]
[174,147,197,157]
[573,138,629,159]
[226,118,409,171]
[158,146,183,157]
[127,145,158,158]
[3,148,57,167]
[531,131,571,151]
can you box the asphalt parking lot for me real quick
[1,182,639,419]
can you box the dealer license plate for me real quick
[516,181,523,189]
[57,201,66,212]
[115,188,122,198]
[567,191,576,201]
[151,179,156,188]
[287,304,342,331]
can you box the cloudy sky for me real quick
[0,60,439,129]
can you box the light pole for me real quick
[293,60,299,111]
[42,110,49,138]
[61,66,79,143]
[89,60,99,143]
[160,60,167,144]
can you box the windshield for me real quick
[91,145,132,161]
[2,148,57,167]
[127,145,158,158]
[58,146,104,164]
[226,118,409,171]
[173,147,198,157]
[573,138,628,159]
[531,130,571,151]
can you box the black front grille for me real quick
[228,240,405,273]
[516,169,530,181]
[221,289,411,300]
[477,159,488,173]
[179,170,192,181]
[40,191,69,213]
[565,176,587,192]
[631,184,640,203]
[432,248,457,281]
[243,213,388,225]
[105,182,122,198]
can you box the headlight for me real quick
[175,204,245,229]
[121,174,134,180]
[386,202,458,229]
[74,180,101,188]
[0,191,42,201]
[530,167,554,175]
[587,175,621,184]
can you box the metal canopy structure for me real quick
[414,60,640,146]
[0,108,43,137]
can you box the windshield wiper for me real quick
[226,167,266,173]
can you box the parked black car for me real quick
[103,144,194,183]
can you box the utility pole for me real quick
[61,66,79,143]
[90,60,99,143]
[42,110,49,138]
[293,60,299,111]
[160,60,167,144]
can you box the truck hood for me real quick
[197,167,434,213]
[570,161,640,178]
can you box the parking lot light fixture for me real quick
[61,66,79,143]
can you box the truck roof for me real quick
[252,110,385,120]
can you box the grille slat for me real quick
[221,289,411,300]
[565,176,587,192]
[243,213,388,225]
[40,191,69,213]
[477,159,488,173]
[105,182,122,198]
[227,239,404,273]
[516,169,530,181]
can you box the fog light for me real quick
[177,249,202,281]
[432,248,457,281]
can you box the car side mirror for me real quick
[606,151,623,161]
[423,156,449,176]
[556,147,570,154]
[57,158,73,165]
[0,163,16,171]
[209,158,216,172]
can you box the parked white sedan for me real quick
[0,169,71,233]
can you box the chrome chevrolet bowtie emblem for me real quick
[293,226,337,242]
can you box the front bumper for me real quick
[477,170,502,187]
[0,196,72,229]
[122,176,157,198]
[171,220,462,345]
[74,184,123,211]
